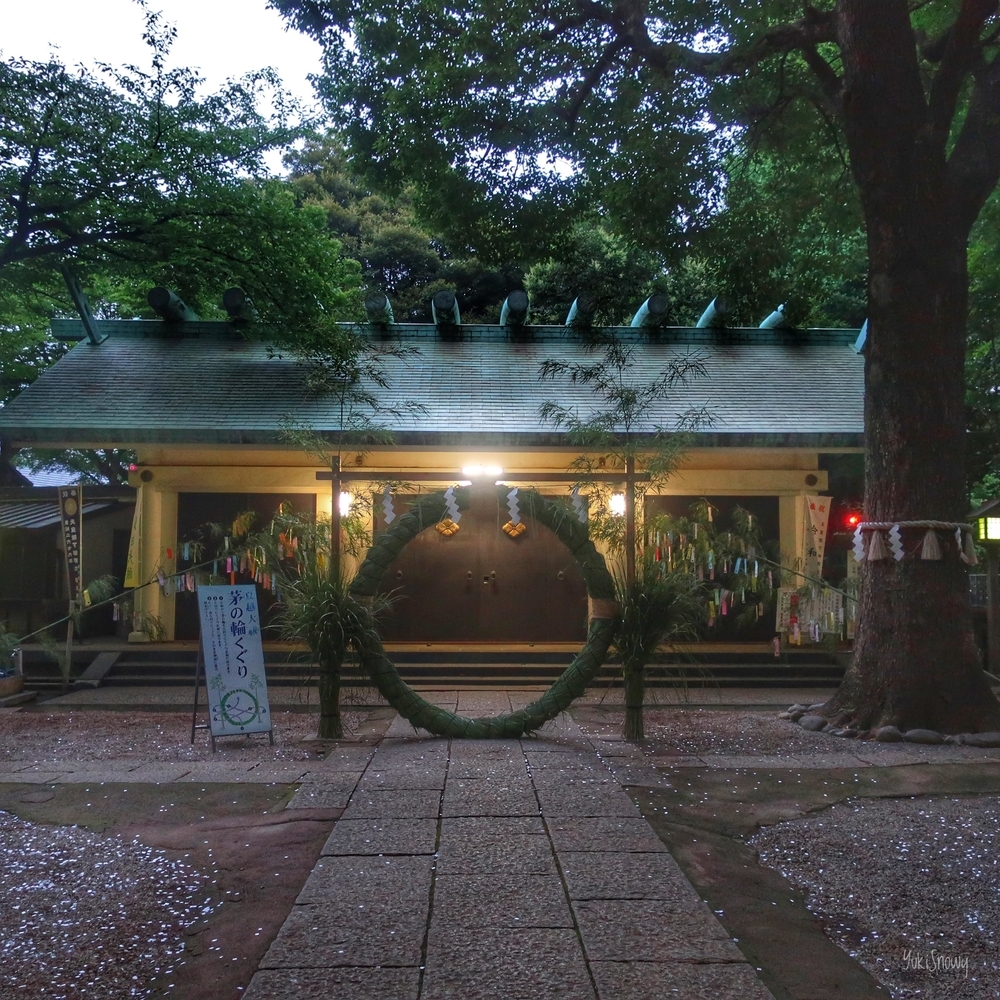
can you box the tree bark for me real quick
[821,1,1000,733]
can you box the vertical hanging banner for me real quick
[123,498,142,588]
[197,584,271,737]
[800,495,831,579]
[58,485,83,599]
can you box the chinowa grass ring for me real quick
[349,485,618,738]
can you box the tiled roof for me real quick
[0,500,114,529]
[0,327,864,448]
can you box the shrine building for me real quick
[0,291,865,644]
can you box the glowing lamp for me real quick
[609,493,626,517]
[339,492,353,517]
[845,512,861,529]
[461,464,503,479]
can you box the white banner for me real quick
[197,584,271,737]
[801,495,831,578]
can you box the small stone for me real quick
[875,726,903,742]
[903,729,943,744]
[799,714,827,732]
[185,921,209,936]
[841,729,859,738]
[777,711,794,720]
[961,732,1000,748]
[822,723,838,733]
[944,735,962,745]
[185,938,205,956]
[787,703,808,714]
[808,702,826,712]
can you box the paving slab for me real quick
[357,766,447,790]
[546,815,670,853]
[421,927,595,1000]
[295,855,433,906]
[321,818,439,856]
[243,966,420,1000]
[259,900,427,968]
[446,759,528,780]
[533,783,639,817]
[559,850,699,900]
[438,819,556,877]
[574,898,741,962]
[441,777,538,817]
[589,960,774,1000]
[340,787,442,819]
[431,873,573,929]
[286,784,355,809]
[456,692,513,715]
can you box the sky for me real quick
[1,0,325,172]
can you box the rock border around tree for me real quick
[349,485,619,738]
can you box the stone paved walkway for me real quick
[242,712,775,1000]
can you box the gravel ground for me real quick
[750,796,1000,999]
[641,708,831,756]
[0,710,370,765]
[0,809,212,999]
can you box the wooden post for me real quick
[625,455,636,588]
[989,549,1000,675]
[63,601,75,693]
[329,455,341,581]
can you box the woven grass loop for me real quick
[350,486,617,738]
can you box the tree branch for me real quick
[928,0,999,147]
[564,39,628,123]
[625,3,836,82]
[948,47,1000,230]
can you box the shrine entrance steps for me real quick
[19,642,845,694]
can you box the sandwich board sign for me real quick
[192,584,273,750]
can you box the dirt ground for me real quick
[0,781,339,1000]
[0,709,369,765]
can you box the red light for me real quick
[846,513,861,528]
[129,463,138,472]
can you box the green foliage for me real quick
[614,555,702,740]
[248,509,395,738]
[525,224,662,326]
[0,12,363,479]
[284,135,522,322]
[647,501,780,638]
[14,449,137,487]
[539,329,710,551]
[0,8,346,311]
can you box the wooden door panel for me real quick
[376,491,588,643]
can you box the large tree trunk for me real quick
[827,227,1000,733]
[823,1,1000,733]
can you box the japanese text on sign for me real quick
[196,585,271,737]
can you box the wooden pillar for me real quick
[134,484,177,640]
[329,456,341,581]
[625,455,636,588]
[988,549,1000,675]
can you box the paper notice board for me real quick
[197,584,272,737]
